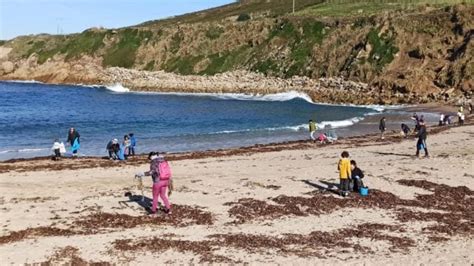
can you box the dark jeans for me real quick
[352,177,364,192]
[52,149,61,160]
[108,150,118,159]
[416,139,429,157]
[129,146,135,156]
[340,179,350,193]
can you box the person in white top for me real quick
[51,139,66,160]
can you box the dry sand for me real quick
[0,122,473,264]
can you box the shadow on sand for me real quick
[120,192,153,214]
[303,180,341,196]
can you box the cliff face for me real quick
[0,1,472,104]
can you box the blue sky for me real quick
[0,0,235,40]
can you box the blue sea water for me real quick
[0,81,434,160]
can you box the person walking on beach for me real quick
[66,128,80,156]
[309,120,317,142]
[469,103,473,115]
[379,117,386,139]
[415,121,429,158]
[459,113,465,126]
[439,113,445,126]
[142,152,172,216]
[338,151,351,197]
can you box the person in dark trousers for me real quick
[338,151,351,197]
[379,117,386,139]
[416,122,429,158]
[106,139,120,160]
[51,139,63,161]
[66,127,80,156]
[350,160,365,193]
[129,133,136,156]
[469,103,473,114]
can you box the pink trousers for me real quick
[152,180,170,213]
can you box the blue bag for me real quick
[360,187,369,196]
[71,138,80,153]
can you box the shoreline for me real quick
[1,113,471,173]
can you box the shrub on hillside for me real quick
[237,13,251,22]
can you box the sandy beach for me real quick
[0,119,473,264]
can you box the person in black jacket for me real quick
[416,122,429,158]
[350,160,365,192]
[401,123,410,138]
[106,139,120,160]
[66,128,80,156]
[379,117,386,139]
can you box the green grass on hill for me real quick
[258,19,328,77]
[366,28,399,71]
[296,0,472,17]
[61,31,106,60]
[103,29,153,68]
[139,0,325,27]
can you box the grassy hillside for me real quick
[1,0,473,103]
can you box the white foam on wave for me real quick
[205,116,363,136]
[211,91,314,103]
[19,148,48,152]
[105,87,391,111]
[2,79,43,84]
[104,83,130,93]
[318,116,363,129]
[0,148,49,154]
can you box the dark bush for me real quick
[237,13,251,22]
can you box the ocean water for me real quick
[0,81,437,160]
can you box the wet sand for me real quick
[0,115,472,264]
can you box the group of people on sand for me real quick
[50,128,138,161]
[106,133,137,160]
[338,151,365,197]
[438,104,470,127]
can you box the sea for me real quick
[0,81,439,161]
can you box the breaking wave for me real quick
[204,116,363,136]
[103,83,130,93]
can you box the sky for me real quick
[0,0,235,40]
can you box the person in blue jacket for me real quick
[129,133,136,156]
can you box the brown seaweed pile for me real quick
[0,227,76,245]
[113,238,236,263]
[0,204,213,245]
[113,222,414,262]
[226,179,474,240]
[74,204,214,233]
[39,246,111,265]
